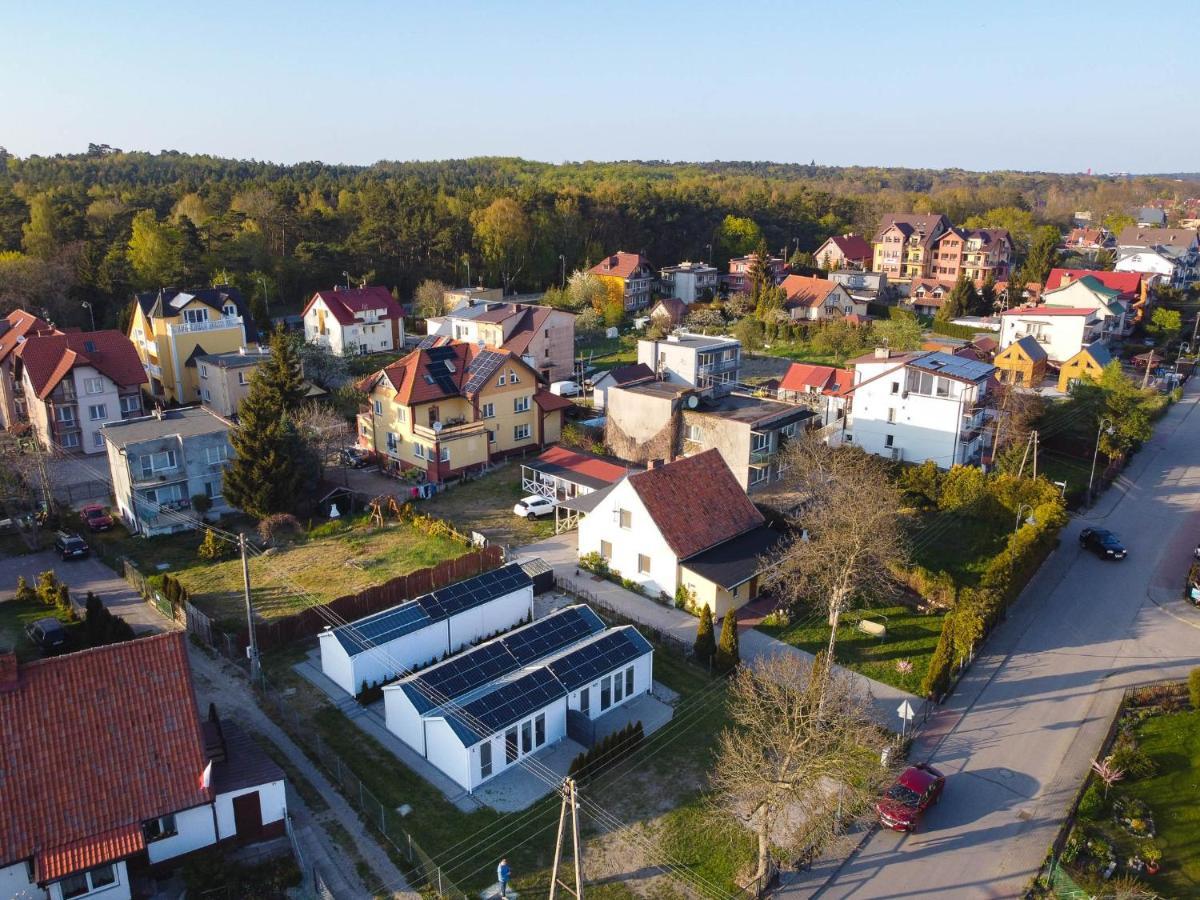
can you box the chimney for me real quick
[648,458,663,470]
[874,347,891,360]
[0,651,18,693]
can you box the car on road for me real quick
[25,617,69,656]
[81,504,114,531]
[340,447,372,468]
[513,495,557,518]
[54,531,90,560]
[875,763,945,832]
[1079,528,1127,560]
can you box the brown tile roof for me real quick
[0,633,209,880]
[780,274,838,309]
[873,213,950,246]
[530,446,629,486]
[651,298,687,322]
[302,286,404,326]
[533,390,573,413]
[0,310,59,365]
[818,233,873,262]
[17,330,147,399]
[499,306,553,356]
[362,340,532,407]
[589,251,650,280]
[628,449,764,559]
[606,363,655,385]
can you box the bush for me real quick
[579,551,608,577]
[1190,667,1200,710]
[14,575,36,605]
[197,527,228,561]
[1077,782,1104,820]
[715,610,740,673]
[921,622,955,699]
[258,512,302,545]
[694,606,715,662]
[899,460,943,507]
[36,570,58,607]
[570,721,644,780]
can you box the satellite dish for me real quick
[432,421,443,432]
[686,395,699,409]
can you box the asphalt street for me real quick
[803,382,1200,899]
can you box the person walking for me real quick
[497,858,511,898]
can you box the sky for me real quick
[2,0,1194,173]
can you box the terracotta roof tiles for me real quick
[589,252,650,280]
[17,330,147,399]
[780,274,838,309]
[0,310,59,365]
[303,286,404,327]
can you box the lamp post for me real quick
[1009,502,1037,579]
[1088,417,1115,499]
[255,275,269,316]
[559,254,566,288]
[81,301,95,331]
[705,243,712,264]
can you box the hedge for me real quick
[929,319,988,340]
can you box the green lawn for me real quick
[758,342,847,367]
[0,597,80,661]
[1038,451,1094,502]
[578,335,639,368]
[757,605,945,695]
[908,510,1010,589]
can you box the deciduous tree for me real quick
[126,209,182,288]
[473,198,530,294]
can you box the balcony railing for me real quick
[145,362,163,378]
[412,421,487,441]
[166,315,243,336]
[132,468,187,488]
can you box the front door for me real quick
[232,791,263,842]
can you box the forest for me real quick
[0,144,1179,333]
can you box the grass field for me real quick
[908,509,1010,589]
[421,462,555,547]
[756,604,946,695]
[0,597,79,661]
[578,335,639,369]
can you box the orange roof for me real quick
[17,330,147,399]
[1000,305,1096,317]
[780,274,838,308]
[0,309,59,365]
[39,823,146,883]
[589,251,650,280]
[779,362,837,393]
[1045,269,1141,298]
[530,445,628,485]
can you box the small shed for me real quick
[516,556,555,595]
[993,336,1049,386]
[1058,343,1113,393]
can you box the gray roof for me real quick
[693,393,816,429]
[907,351,995,383]
[193,348,271,369]
[648,333,739,351]
[101,407,231,449]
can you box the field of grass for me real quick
[578,335,639,368]
[756,604,946,695]
[0,597,80,661]
[421,461,554,547]
[908,509,1010,589]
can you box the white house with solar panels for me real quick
[318,564,535,696]
[383,604,654,792]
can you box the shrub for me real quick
[938,465,990,511]
[921,622,955,699]
[197,527,228,561]
[1077,782,1104,820]
[1109,734,1156,780]
[578,551,608,576]
[715,610,740,672]
[1190,667,1200,710]
[14,575,36,605]
[899,460,943,507]
[54,583,73,620]
[36,570,58,607]
[694,605,716,662]
[258,512,302,545]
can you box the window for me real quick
[140,449,177,476]
[750,466,769,486]
[60,863,117,898]
[62,432,80,448]
[481,402,495,418]
[618,509,631,530]
[625,666,634,697]
[508,369,520,383]
[56,406,76,424]
[505,728,518,764]
[886,408,896,424]
[92,432,104,448]
[204,481,221,500]
[238,371,249,385]
[684,424,702,442]
[84,377,104,394]
[120,395,141,415]
[935,377,950,398]
[637,554,651,575]
[498,372,506,386]
[414,444,426,460]
[535,713,546,747]
[373,399,383,415]
[199,365,209,380]
[513,423,531,441]
[205,445,229,464]
[183,308,206,324]
[600,678,612,711]
[487,429,496,444]
[88,404,107,421]
[202,388,211,402]
[222,304,237,318]
[885,434,894,448]
[143,813,178,843]
[599,540,612,561]
[613,671,624,703]
[480,741,493,779]
[514,396,530,413]
[440,446,450,463]
[521,721,532,754]
[579,686,590,715]
[386,432,398,452]
[890,381,899,394]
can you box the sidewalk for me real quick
[515,536,920,730]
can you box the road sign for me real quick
[897,700,915,722]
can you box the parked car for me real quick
[340,447,371,469]
[81,504,114,531]
[54,531,90,560]
[513,495,557,518]
[876,763,945,832]
[550,380,581,397]
[1079,528,1127,560]
[25,618,69,656]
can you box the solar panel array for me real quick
[546,627,653,691]
[416,334,443,350]
[449,666,562,744]
[417,564,531,621]
[335,602,431,655]
[909,351,994,382]
[463,350,507,394]
[504,606,604,665]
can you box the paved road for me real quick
[802,384,1200,898]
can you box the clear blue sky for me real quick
[3,0,1193,173]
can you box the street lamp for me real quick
[80,301,95,331]
[705,243,712,264]
[559,254,566,288]
[1087,417,1115,498]
[255,276,269,316]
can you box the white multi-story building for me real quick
[999,306,1104,364]
[846,349,995,469]
[658,261,719,304]
[303,285,405,356]
[636,333,741,389]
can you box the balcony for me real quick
[166,315,243,336]
[412,420,488,442]
[132,467,187,488]
[145,362,163,379]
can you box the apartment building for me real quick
[589,252,655,310]
[129,286,258,405]
[302,285,405,356]
[426,301,576,381]
[103,407,235,535]
[636,333,741,389]
[1040,276,1129,339]
[16,331,146,454]
[658,261,720,303]
[871,213,952,281]
[928,228,1013,283]
[0,309,58,429]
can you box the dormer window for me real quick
[223,304,237,318]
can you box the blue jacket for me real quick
[498,864,511,883]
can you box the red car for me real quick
[875,763,945,832]
[81,505,114,531]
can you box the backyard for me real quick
[420,461,556,547]
[577,334,639,369]
[907,508,1012,589]
[0,597,79,662]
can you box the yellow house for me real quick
[993,335,1048,386]
[1057,343,1113,393]
[128,286,259,405]
[588,252,654,310]
[356,339,571,482]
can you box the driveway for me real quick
[0,550,171,634]
[795,383,1200,898]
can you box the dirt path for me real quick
[187,644,419,900]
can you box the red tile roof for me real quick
[651,298,687,323]
[533,390,574,413]
[362,340,534,407]
[531,446,628,485]
[629,449,764,559]
[303,286,404,327]
[972,336,999,352]
[589,252,650,280]
[780,274,839,309]
[0,310,59,365]
[1000,305,1096,317]
[1045,269,1141,298]
[779,362,838,393]
[0,633,209,880]
[498,306,554,356]
[17,330,147,399]
[818,233,873,263]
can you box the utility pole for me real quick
[1032,429,1039,480]
[548,778,583,900]
[1142,349,1156,389]
[240,534,261,684]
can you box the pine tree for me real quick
[747,240,774,304]
[937,276,978,321]
[254,326,308,411]
[36,570,58,607]
[694,605,716,663]
[715,610,740,673]
[197,527,227,561]
[14,575,36,605]
[55,583,72,619]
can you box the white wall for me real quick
[999,315,1088,363]
[466,696,568,791]
[566,652,653,719]
[0,861,44,900]
[146,803,217,864]
[446,588,532,652]
[47,862,131,900]
[577,479,680,598]
[383,686,427,754]
[214,781,287,841]
[424,718,473,791]
[304,299,345,356]
[73,366,124,455]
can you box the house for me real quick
[589,363,655,410]
[382,604,653,792]
[871,213,952,281]
[999,305,1103,364]
[658,261,719,303]
[649,298,687,328]
[1046,269,1147,323]
[0,634,286,900]
[828,269,888,305]
[302,285,405,357]
[1116,226,1199,285]
[723,253,788,294]
[0,309,59,429]
[1040,276,1129,338]
[905,278,954,316]
[356,340,570,483]
[928,228,1013,283]
[813,234,873,271]
[776,363,852,426]
[1061,227,1112,253]
[191,347,326,418]
[993,336,1048,386]
[779,275,868,321]
[589,252,655,310]
[128,286,258,405]
[1136,207,1167,227]
[520,446,636,532]
[845,349,995,468]
[15,330,146,454]
[636,333,741,389]
[103,407,234,536]
[577,450,783,616]
[1057,343,1113,393]
[1114,246,1182,287]
[317,564,535,696]
[426,302,576,381]
[442,286,503,313]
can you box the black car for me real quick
[25,617,69,656]
[54,531,90,560]
[1080,527,1127,560]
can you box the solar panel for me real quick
[546,628,652,691]
[463,350,507,394]
[335,601,431,655]
[452,667,563,742]
[427,345,458,361]
[504,606,604,665]
[416,334,442,350]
